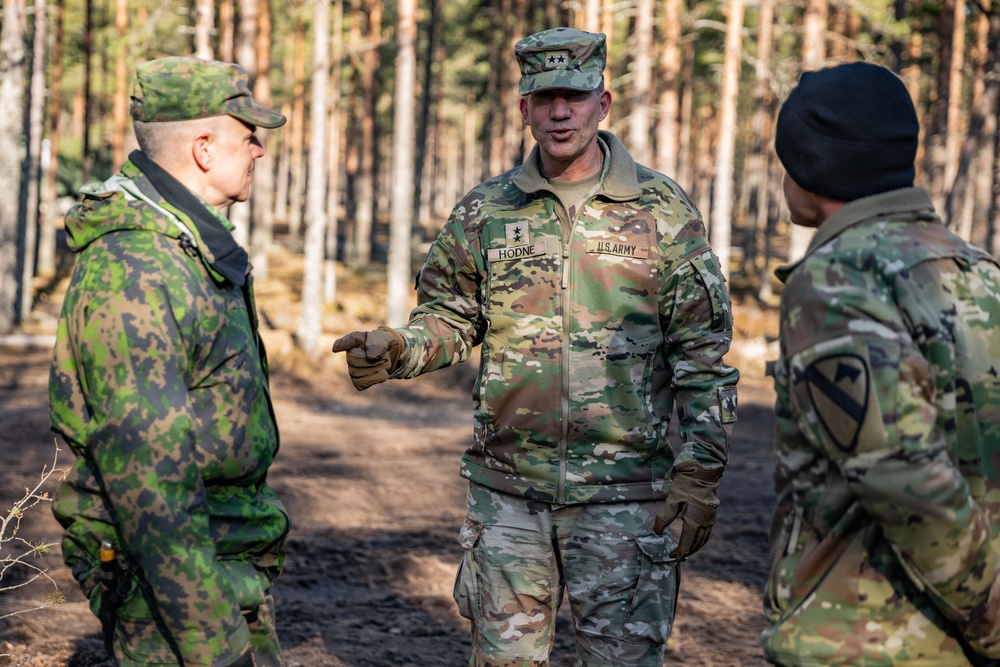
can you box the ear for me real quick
[191,130,214,172]
[519,97,529,125]
[598,90,612,122]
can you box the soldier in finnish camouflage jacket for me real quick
[49,57,289,667]
[763,62,1000,666]
[334,28,739,667]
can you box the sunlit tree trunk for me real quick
[298,0,330,354]
[219,0,234,61]
[287,18,307,246]
[743,0,773,289]
[412,0,438,231]
[947,4,998,240]
[37,0,63,278]
[352,0,381,266]
[386,0,416,327]
[231,0,257,249]
[82,0,93,182]
[924,1,955,210]
[676,39,695,193]
[463,91,478,196]
[582,0,598,32]
[788,0,827,262]
[710,0,743,281]
[655,0,681,176]
[194,0,214,58]
[944,0,966,203]
[324,0,344,305]
[111,0,127,169]
[628,0,653,165]
[19,0,47,321]
[249,0,275,277]
[0,0,26,333]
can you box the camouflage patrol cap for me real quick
[131,56,286,128]
[515,28,606,95]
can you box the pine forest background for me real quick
[1,0,999,353]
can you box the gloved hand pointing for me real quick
[653,461,723,560]
[332,326,406,391]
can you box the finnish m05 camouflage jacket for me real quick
[393,131,739,505]
[49,156,288,666]
[763,188,1000,666]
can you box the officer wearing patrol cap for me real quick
[334,27,738,666]
[51,56,289,667]
[763,61,1000,666]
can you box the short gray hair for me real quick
[133,116,224,161]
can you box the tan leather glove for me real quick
[653,461,723,560]
[331,326,406,391]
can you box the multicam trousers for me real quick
[453,483,679,667]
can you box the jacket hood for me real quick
[64,152,248,286]
[64,159,181,252]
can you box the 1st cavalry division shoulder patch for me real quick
[804,354,871,452]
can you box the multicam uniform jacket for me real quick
[50,154,289,666]
[392,131,739,505]
[763,188,1000,666]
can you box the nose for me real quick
[251,135,265,159]
[550,96,572,119]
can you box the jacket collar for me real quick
[775,187,936,284]
[510,130,641,201]
[129,150,249,286]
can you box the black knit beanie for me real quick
[775,62,919,202]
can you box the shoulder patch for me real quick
[804,354,870,452]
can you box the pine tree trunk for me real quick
[788,0,827,262]
[218,0,234,61]
[710,0,744,282]
[19,0,47,321]
[249,0,275,278]
[287,18,307,246]
[386,0,416,327]
[111,0,127,169]
[194,0,213,58]
[628,0,653,165]
[37,0,62,278]
[0,0,26,333]
[655,0,681,176]
[231,0,258,249]
[743,0,773,284]
[298,0,330,354]
[352,0,381,266]
[324,0,344,305]
[944,0,966,202]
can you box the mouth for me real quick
[548,128,576,141]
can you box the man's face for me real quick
[520,87,611,177]
[782,171,825,228]
[206,115,265,209]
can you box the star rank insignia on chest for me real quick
[505,222,530,247]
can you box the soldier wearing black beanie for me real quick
[774,61,919,202]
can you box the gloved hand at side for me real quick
[653,461,723,560]
[331,326,406,390]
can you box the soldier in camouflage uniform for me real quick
[763,62,1000,666]
[333,28,739,667]
[49,57,289,667]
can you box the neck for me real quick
[540,141,603,182]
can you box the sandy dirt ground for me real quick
[0,252,780,667]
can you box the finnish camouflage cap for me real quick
[131,56,286,128]
[515,28,606,95]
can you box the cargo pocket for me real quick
[453,516,484,621]
[624,533,678,645]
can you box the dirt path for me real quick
[0,264,779,666]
